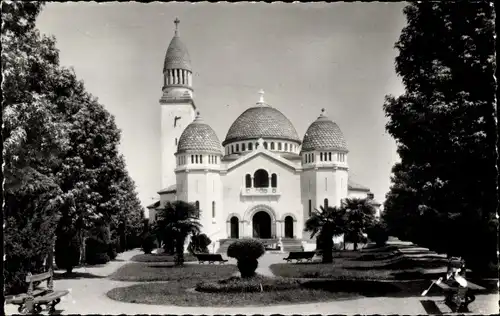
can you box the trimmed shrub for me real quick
[85,235,110,265]
[367,222,389,247]
[188,233,212,254]
[55,234,81,273]
[141,232,156,254]
[227,239,265,278]
[108,239,119,260]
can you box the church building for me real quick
[148,19,380,252]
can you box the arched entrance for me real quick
[253,211,272,239]
[284,216,294,238]
[230,216,239,239]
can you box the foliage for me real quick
[367,221,389,247]
[130,253,197,263]
[85,221,111,265]
[305,206,346,263]
[155,201,202,265]
[188,233,212,254]
[382,1,498,275]
[227,239,265,278]
[55,216,81,273]
[141,232,156,254]
[342,198,376,251]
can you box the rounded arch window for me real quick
[271,173,278,188]
[253,169,269,188]
[195,200,200,210]
[248,143,253,151]
[324,198,329,210]
[270,142,275,150]
[264,142,268,149]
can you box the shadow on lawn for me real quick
[53,271,106,280]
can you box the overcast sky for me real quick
[36,2,407,211]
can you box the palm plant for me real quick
[155,200,201,265]
[341,198,376,251]
[305,206,346,263]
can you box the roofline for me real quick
[226,146,299,172]
[222,137,302,147]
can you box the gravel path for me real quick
[4,249,498,315]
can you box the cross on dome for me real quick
[258,89,265,104]
[174,18,180,35]
[257,138,265,148]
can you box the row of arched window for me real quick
[226,141,298,155]
[178,155,219,166]
[308,198,329,217]
[245,169,278,188]
[304,153,315,163]
[304,152,347,164]
[194,200,217,219]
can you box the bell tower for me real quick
[160,18,196,189]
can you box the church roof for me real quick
[301,109,348,152]
[158,184,177,194]
[163,20,192,72]
[223,99,301,146]
[348,179,370,191]
[177,112,222,154]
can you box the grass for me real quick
[110,262,237,282]
[196,274,302,293]
[130,253,197,263]
[107,279,359,307]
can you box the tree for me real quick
[55,215,81,273]
[383,2,497,274]
[305,206,346,263]
[188,233,212,254]
[155,201,201,265]
[341,198,376,251]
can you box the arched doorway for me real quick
[230,217,239,239]
[284,216,294,238]
[253,211,271,239]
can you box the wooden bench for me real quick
[283,251,316,263]
[5,269,69,314]
[196,253,228,264]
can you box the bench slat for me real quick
[27,271,52,282]
[34,290,69,303]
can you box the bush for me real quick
[85,235,110,265]
[227,240,265,278]
[108,239,119,260]
[55,234,81,273]
[367,222,389,247]
[141,232,156,254]
[188,233,212,254]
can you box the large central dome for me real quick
[223,104,301,146]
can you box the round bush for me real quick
[85,235,110,265]
[227,239,265,260]
[141,232,156,254]
[367,222,389,247]
[227,239,265,278]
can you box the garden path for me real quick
[4,249,498,315]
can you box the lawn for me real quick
[130,253,197,263]
[107,278,360,307]
[110,262,237,282]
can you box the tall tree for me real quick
[155,201,201,265]
[342,198,376,251]
[383,2,497,274]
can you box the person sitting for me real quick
[436,257,475,311]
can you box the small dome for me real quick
[301,109,348,152]
[177,113,221,154]
[223,105,300,146]
[163,21,192,72]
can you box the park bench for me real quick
[196,253,228,264]
[283,251,316,263]
[5,269,69,314]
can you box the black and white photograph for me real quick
[2,1,498,315]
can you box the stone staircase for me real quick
[281,238,304,252]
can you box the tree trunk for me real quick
[174,236,185,266]
[354,242,358,251]
[322,237,334,263]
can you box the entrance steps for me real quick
[216,238,303,254]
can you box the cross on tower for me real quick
[174,18,180,35]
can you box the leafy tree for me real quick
[383,2,497,274]
[305,206,346,263]
[155,201,201,265]
[227,240,265,278]
[341,198,376,251]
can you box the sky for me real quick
[36,2,407,212]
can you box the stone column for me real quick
[169,70,173,85]
[226,221,230,238]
